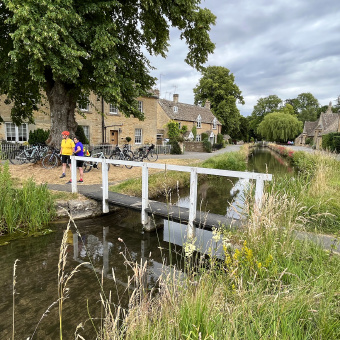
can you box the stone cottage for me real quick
[295,102,340,149]
[156,94,222,145]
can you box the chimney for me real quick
[153,89,160,98]
[204,100,211,109]
[173,94,179,103]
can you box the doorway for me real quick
[110,130,118,145]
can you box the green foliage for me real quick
[334,136,340,153]
[305,137,313,145]
[75,125,89,145]
[0,1,216,144]
[191,125,197,140]
[201,132,208,141]
[193,66,244,136]
[0,163,55,234]
[125,136,132,143]
[28,128,49,145]
[203,139,212,153]
[257,111,303,142]
[322,133,340,152]
[170,140,182,155]
[216,133,223,144]
[167,120,181,142]
[202,151,247,171]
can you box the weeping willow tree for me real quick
[257,111,303,142]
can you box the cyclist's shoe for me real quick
[77,179,83,183]
[60,173,66,178]
[66,180,72,184]
[93,164,97,168]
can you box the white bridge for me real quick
[70,155,272,238]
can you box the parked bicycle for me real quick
[109,145,134,169]
[133,143,158,162]
[10,143,49,165]
[41,147,62,169]
[83,148,110,173]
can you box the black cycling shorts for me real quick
[61,155,71,164]
[76,160,84,167]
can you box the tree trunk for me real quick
[45,81,78,148]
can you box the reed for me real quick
[0,162,56,235]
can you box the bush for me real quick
[170,140,182,154]
[212,143,223,150]
[305,137,313,145]
[333,136,340,153]
[203,139,212,153]
[217,133,224,144]
[201,132,208,141]
[28,128,49,145]
[75,125,89,145]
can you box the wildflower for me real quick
[184,241,196,257]
[118,238,123,242]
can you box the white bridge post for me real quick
[255,175,264,209]
[188,167,198,239]
[71,155,77,193]
[141,163,150,227]
[102,158,109,213]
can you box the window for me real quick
[178,122,181,129]
[197,115,201,128]
[81,125,90,142]
[79,95,89,111]
[196,134,201,142]
[173,106,178,113]
[109,104,118,115]
[138,101,143,113]
[212,118,217,129]
[135,128,142,144]
[6,123,28,142]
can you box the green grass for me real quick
[0,162,56,236]
[109,146,249,197]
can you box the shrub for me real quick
[305,137,313,145]
[333,136,340,153]
[170,140,182,154]
[203,139,212,153]
[201,132,208,141]
[28,128,49,145]
[75,125,89,145]
[217,133,224,144]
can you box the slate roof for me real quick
[158,99,222,125]
[319,113,340,135]
[303,121,318,136]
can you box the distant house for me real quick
[156,94,222,145]
[295,102,340,149]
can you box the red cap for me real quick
[62,131,70,136]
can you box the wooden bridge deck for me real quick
[78,188,242,230]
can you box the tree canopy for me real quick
[286,92,319,123]
[0,0,216,146]
[257,109,303,142]
[193,66,244,136]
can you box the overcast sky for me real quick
[147,0,340,116]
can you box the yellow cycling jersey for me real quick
[61,138,75,156]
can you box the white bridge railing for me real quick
[70,155,272,238]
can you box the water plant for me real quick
[0,162,56,236]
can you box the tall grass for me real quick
[100,177,340,339]
[269,150,340,234]
[0,162,56,235]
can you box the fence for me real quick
[0,143,29,160]
[71,155,272,238]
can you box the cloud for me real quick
[148,0,340,116]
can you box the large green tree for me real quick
[290,92,319,123]
[193,66,244,136]
[249,95,283,136]
[0,0,216,146]
[257,109,303,142]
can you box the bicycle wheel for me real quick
[9,151,26,165]
[42,154,58,169]
[124,154,133,169]
[110,153,123,167]
[83,161,92,173]
[147,150,158,162]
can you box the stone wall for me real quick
[184,141,205,152]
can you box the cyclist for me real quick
[66,136,84,184]
[59,131,75,179]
